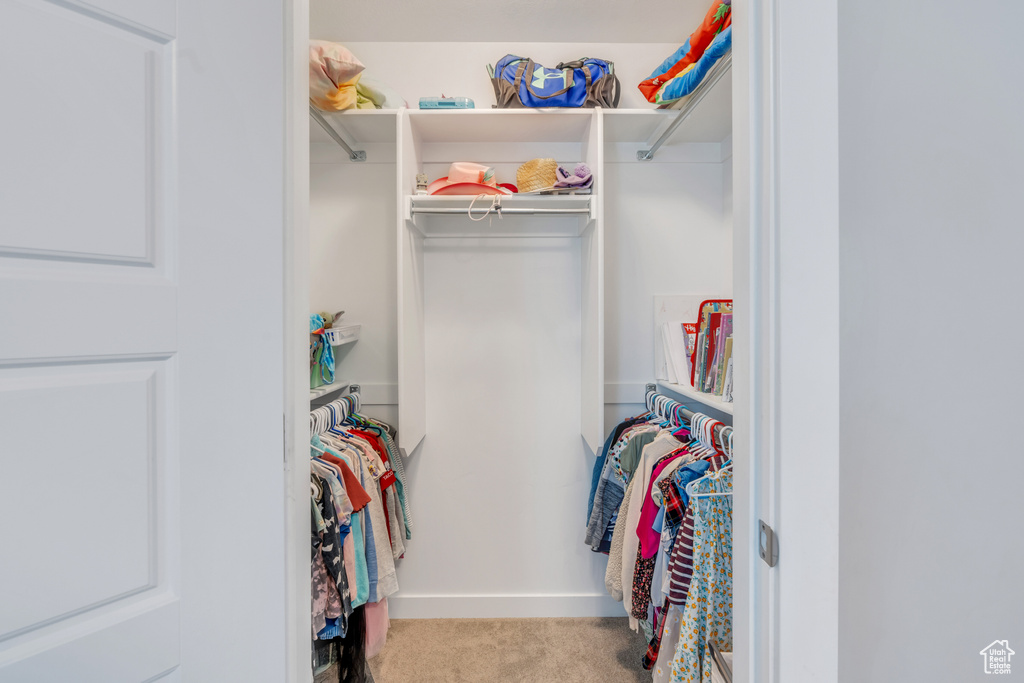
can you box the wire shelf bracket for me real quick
[637,51,733,162]
[309,105,367,162]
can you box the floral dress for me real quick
[670,469,733,683]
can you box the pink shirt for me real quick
[637,450,687,558]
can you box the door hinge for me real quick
[759,520,778,567]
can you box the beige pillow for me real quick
[309,40,366,111]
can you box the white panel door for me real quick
[0,0,288,681]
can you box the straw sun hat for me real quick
[516,158,559,194]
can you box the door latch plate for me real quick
[759,519,778,567]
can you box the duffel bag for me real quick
[490,55,620,108]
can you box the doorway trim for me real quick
[280,0,842,678]
[733,0,841,681]
[283,0,312,680]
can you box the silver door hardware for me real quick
[759,520,778,567]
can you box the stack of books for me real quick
[660,299,733,402]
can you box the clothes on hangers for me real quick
[586,391,734,682]
[669,469,733,683]
[585,420,662,551]
[309,397,413,668]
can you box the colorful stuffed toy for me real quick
[638,0,732,106]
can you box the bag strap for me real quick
[513,60,530,95]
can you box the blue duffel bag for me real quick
[490,55,620,108]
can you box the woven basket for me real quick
[516,158,558,193]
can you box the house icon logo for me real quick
[980,640,1014,675]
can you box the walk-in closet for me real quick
[306,4,741,680]
[13,0,1023,679]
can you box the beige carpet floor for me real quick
[366,617,649,683]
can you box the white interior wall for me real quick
[309,41,732,617]
[604,159,732,398]
[308,151,733,422]
[390,236,612,617]
[838,1,1024,679]
[309,154,398,409]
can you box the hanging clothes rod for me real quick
[637,51,733,161]
[409,207,592,216]
[645,384,733,444]
[309,105,367,162]
[310,391,361,435]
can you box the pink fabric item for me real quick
[427,162,513,196]
[363,598,390,658]
[427,181,510,196]
[637,452,687,558]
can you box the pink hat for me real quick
[427,162,514,196]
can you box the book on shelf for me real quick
[722,357,734,402]
[691,299,733,395]
[655,299,733,396]
[715,336,733,396]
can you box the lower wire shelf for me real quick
[310,381,351,403]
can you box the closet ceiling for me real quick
[310,0,707,43]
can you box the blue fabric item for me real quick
[585,461,625,550]
[493,55,616,108]
[655,26,732,104]
[587,429,618,523]
[363,485,379,602]
[317,618,342,640]
[673,459,713,510]
[646,39,693,83]
[348,511,368,608]
[654,506,666,535]
[310,314,335,384]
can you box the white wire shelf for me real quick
[309,381,352,403]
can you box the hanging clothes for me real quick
[669,469,733,683]
[587,391,734,682]
[309,395,413,673]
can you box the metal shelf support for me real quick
[309,105,366,162]
[637,51,733,161]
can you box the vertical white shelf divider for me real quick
[580,109,605,454]
[396,109,427,454]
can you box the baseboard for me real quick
[386,593,625,620]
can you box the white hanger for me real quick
[686,466,733,499]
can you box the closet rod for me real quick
[646,383,734,443]
[410,207,591,216]
[637,50,733,161]
[309,105,367,162]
